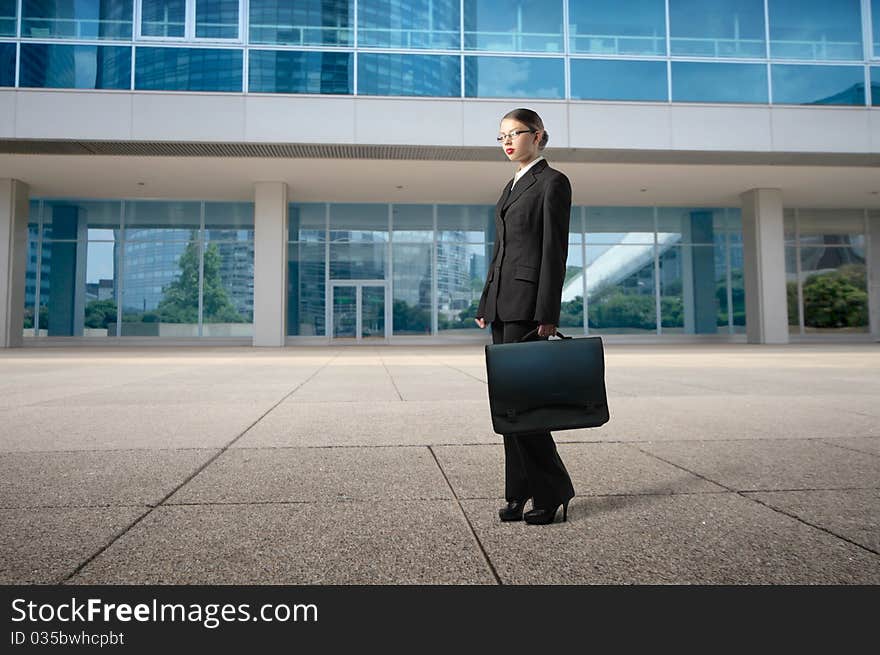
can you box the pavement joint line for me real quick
[58,352,343,584]
[426,445,503,586]
[629,444,880,558]
[819,440,880,459]
[376,350,404,402]
[4,434,879,455]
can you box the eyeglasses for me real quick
[496,129,536,143]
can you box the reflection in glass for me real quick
[249,50,352,94]
[656,208,722,244]
[570,59,667,102]
[393,243,432,334]
[141,0,185,37]
[768,0,863,60]
[672,61,768,103]
[568,0,665,55]
[795,209,865,244]
[329,204,388,241]
[361,285,385,339]
[771,64,865,105]
[196,0,239,39]
[464,0,563,52]
[358,53,460,97]
[121,239,193,335]
[0,42,13,86]
[587,244,656,334]
[437,242,486,332]
[204,202,254,242]
[23,224,40,336]
[658,245,724,334]
[41,200,122,241]
[785,244,799,329]
[20,44,131,89]
[875,1,880,58]
[0,0,16,37]
[873,68,880,106]
[728,246,745,331]
[586,207,654,244]
[21,0,133,40]
[249,0,353,46]
[289,203,326,242]
[437,205,492,242]
[124,201,201,240]
[464,55,564,98]
[332,285,356,337]
[201,241,254,336]
[329,243,386,279]
[392,205,433,242]
[358,0,460,49]
[83,241,118,337]
[559,245,584,329]
[288,241,326,336]
[800,246,868,333]
[670,0,766,58]
[135,47,243,92]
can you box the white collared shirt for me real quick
[511,155,545,189]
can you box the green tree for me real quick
[85,299,117,329]
[802,265,868,328]
[156,236,245,324]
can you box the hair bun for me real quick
[539,131,549,149]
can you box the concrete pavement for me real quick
[1,343,878,584]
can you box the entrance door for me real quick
[330,282,387,342]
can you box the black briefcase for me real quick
[484,328,610,435]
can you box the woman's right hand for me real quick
[474,317,487,329]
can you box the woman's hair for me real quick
[502,108,549,150]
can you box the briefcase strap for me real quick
[518,328,572,342]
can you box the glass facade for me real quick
[25,199,254,339]
[0,0,873,103]
[784,209,869,335]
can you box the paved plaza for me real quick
[1,342,878,584]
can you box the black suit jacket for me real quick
[477,158,572,325]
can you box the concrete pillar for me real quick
[253,182,289,347]
[1,179,29,348]
[869,211,880,341]
[740,189,788,344]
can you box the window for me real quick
[568,0,666,56]
[138,0,241,41]
[768,0,863,61]
[670,0,766,59]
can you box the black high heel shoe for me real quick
[498,498,530,522]
[523,499,570,525]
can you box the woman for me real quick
[474,107,576,526]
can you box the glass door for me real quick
[331,282,387,342]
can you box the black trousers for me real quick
[491,319,576,510]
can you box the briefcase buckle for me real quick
[506,409,517,422]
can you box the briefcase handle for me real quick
[518,327,572,342]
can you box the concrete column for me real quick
[253,182,289,347]
[0,179,29,348]
[869,211,880,341]
[740,189,788,344]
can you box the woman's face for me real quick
[499,118,542,165]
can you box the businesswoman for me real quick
[474,108,576,526]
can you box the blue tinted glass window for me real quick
[873,68,880,105]
[772,64,865,105]
[22,0,133,40]
[768,0,863,61]
[568,0,666,56]
[358,53,460,97]
[672,62,768,103]
[670,0,766,58]
[874,1,880,58]
[249,50,351,93]
[135,47,243,91]
[249,0,353,46]
[196,0,239,39]
[141,0,185,37]
[0,42,14,85]
[358,0,460,49]
[463,0,563,53]
[0,0,16,36]
[570,59,667,101]
[20,44,131,89]
[465,56,563,98]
